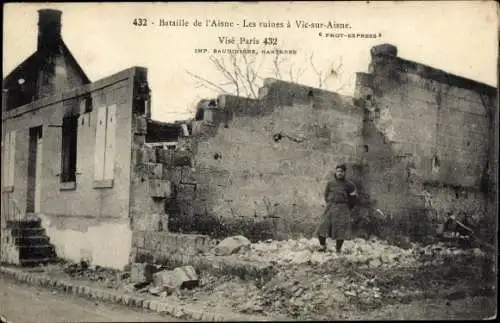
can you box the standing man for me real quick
[316,164,357,253]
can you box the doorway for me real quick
[27,126,43,214]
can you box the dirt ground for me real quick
[14,236,497,321]
[0,275,185,323]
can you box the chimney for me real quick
[37,9,62,51]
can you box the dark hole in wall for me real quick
[61,115,79,183]
[363,144,369,152]
[83,96,93,113]
[307,89,314,98]
[213,153,222,160]
[466,141,470,147]
[273,133,283,142]
[146,120,186,143]
[27,126,43,213]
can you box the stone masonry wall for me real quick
[166,79,366,240]
[129,44,496,250]
[354,44,497,240]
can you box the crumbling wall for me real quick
[146,44,496,246]
[173,79,365,240]
[128,69,172,263]
[355,44,497,241]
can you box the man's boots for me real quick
[318,236,327,252]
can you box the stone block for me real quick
[158,148,174,165]
[177,183,196,201]
[162,166,173,180]
[149,300,159,311]
[171,167,183,184]
[172,150,193,167]
[181,166,195,184]
[192,200,207,216]
[144,232,161,250]
[130,263,147,283]
[156,302,168,312]
[135,146,148,165]
[149,179,172,198]
[135,116,148,134]
[131,213,161,231]
[144,144,157,163]
[141,162,163,179]
[134,134,146,146]
[191,121,203,136]
[195,183,211,200]
[132,231,145,249]
[153,265,199,290]
[214,235,251,256]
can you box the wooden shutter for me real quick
[94,106,107,181]
[104,105,117,180]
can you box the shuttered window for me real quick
[94,104,117,186]
[61,115,78,183]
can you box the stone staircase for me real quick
[1,216,58,267]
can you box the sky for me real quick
[3,2,498,122]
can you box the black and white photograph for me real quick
[1,2,498,321]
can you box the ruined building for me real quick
[1,10,497,270]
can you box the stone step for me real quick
[19,257,58,267]
[19,245,56,259]
[10,227,46,238]
[14,235,51,246]
[7,219,42,229]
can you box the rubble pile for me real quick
[239,237,419,269]
[48,236,494,321]
[62,260,122,288]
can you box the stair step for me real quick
[20,257,58,267]
[7,219,42,229]
[14,235,50,246]
[11,227,46,237]
[19,245,56,259]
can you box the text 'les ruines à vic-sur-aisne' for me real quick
[133,18,351,29]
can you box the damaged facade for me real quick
[1,10,497,270]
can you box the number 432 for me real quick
[133,18,148,26]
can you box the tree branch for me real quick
[186,70,229,93]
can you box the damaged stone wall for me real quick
[173,80,366,240]
[129,43,496,248]
[129,69,171,236]
[354,44,497,241]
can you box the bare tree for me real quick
[186,45,346,99]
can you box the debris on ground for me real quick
[37,236,495,320]
[62,259,122,288]
[214,235,251,256]
[154,265,199,288]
